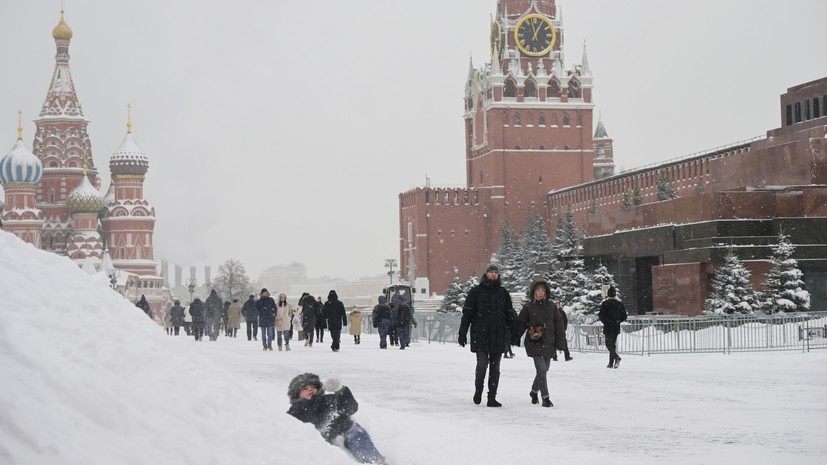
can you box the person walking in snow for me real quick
[371,296,392,349]
[348,306,363,345]
[599,286,627,369]
[222,301,231,336]
[189,297,205,341]
[163,302,173,335]
[395,296,413,350]
[554,305,573,362]
[388,302,399,347]
[204,289,223,341]
[135,295,152,319]
[286,373,386,464]
[322,290,347,352]
[295,293,309,342]
[183,303,193,335]
[300,293,317,347]
[227,299,241,338]
[276,293,293,351]
[169,300,185,335]
[516,280,565,408]
[241,294,258,341]
[458,263,519,407]
[256,288,277,351]
[314,295,326,344]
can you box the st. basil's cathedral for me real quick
[0,10,169,317]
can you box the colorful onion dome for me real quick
[0,138,43,184]
[109,131,149,177]
[66,173,104,213]
[52,9,73,40]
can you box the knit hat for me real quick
[287,373,323,404]
[607,286,617,298]
[485,263,499,273]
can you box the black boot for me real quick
[614,356,621,369]
[486,393,502,408]
[542,397,553,408]
[529,391,539,405]
[473,390,482,405]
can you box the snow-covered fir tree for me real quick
[581,264,618,314]
[633,186,644,205]
[495,220,522,292]
[704,250,760,315]
[553,208,581,259]
[440,276,465,313]
[656,170,679,201]
[546,213,590,313]
[518,213,554,292]
[760,233,810,313]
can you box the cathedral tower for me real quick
[32,9,99,254]
[1,114,45,245]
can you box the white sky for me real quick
[0,0,824,280]
[2,230,826,464]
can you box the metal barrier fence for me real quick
[361,310,827,354]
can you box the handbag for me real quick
[527,325,544,341]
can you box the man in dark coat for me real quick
[256,288,277,351]
[135,295,152,319]
[371,295,392,349]
[300,293,318,347]
[598,286,628,368]
[395,296,413,350]
[189,297,205,341]
[169,300,185,335]
[458,263,519,407]
[314,296,326,343]
[203,289,223,341]
[241,294,258,341]
[323,290,347,352]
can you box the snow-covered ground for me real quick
[2,230,826,465]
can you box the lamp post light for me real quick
[186,279,197,304]
[384,258,397,285]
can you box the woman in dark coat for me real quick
[314,296,326,343]
[517,280,564,407]
[135,295,152,319]
[301,294,317,347]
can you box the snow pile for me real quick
[0,231,352,465]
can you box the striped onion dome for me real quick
[0,138,43,184]
[66,174,104,213]
[109,132,149,176]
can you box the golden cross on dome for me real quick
[127,103,132,133]
[17,110,23,139]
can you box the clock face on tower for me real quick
[514,14,556,57]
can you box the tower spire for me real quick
[581,40,591,75]
[127,104,132,134]
[17,110,23,140]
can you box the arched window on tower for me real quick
[504,78,517,98]
[524,79,537,99]
[548,78,561,98]
[514,112,521,126]
[539,113,546,126]
[568,79,582,99]
[562,112,570,127]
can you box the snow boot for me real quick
[285,345,290,351]
[278,345,283,351]
[614,357,621,369]
[565,355,574,361]
[486,394,502,408]
[473,390,483,405]
[530,391,539,405]
[542,397,553,408]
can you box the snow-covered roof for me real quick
[0,138,42,184]
[109,132,149,176]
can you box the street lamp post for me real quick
[384,258,397,285]
[186,279,197,304]
[108,269,120,291]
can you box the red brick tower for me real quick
[399,0,608,294]
[101,113,157,276]
[32,9,100,254]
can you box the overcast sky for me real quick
[1,0,824,281]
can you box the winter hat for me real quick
[287,373,323,404]
[260,288,269,294]
[607,286,617,298]
[485,263,499,273]
[378,295,387,304]
[328,290,338,301]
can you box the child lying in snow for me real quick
[287,373,386,464]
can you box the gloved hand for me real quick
[457,334,467,347]
[323,378,342,392]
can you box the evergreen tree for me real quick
[553,208,581,259]
[518,213,553,292]
[760,233,810,313]
[704,250,759,315]
[495,221,522,292]
[440,276,465,313]
[622,190,632,208]
[581,265,617,314]
[656,170,679,201]
[214,259,251,302]
[633,186,644,205]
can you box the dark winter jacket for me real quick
[241,297,257,322]
[204,290,222,324]
[323,290,347,331]
[396,301,412,327]
[598,297,628,335]
[189,298,205,324]
[136,295,151,318]
[459,273,518,354]
[314,300,326,329]
[170,304,185,325]
[517,281,565,359]
[287,380,358,442]
[301,299,317,333]
[372,296,391,328]
[257,295,277,326]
